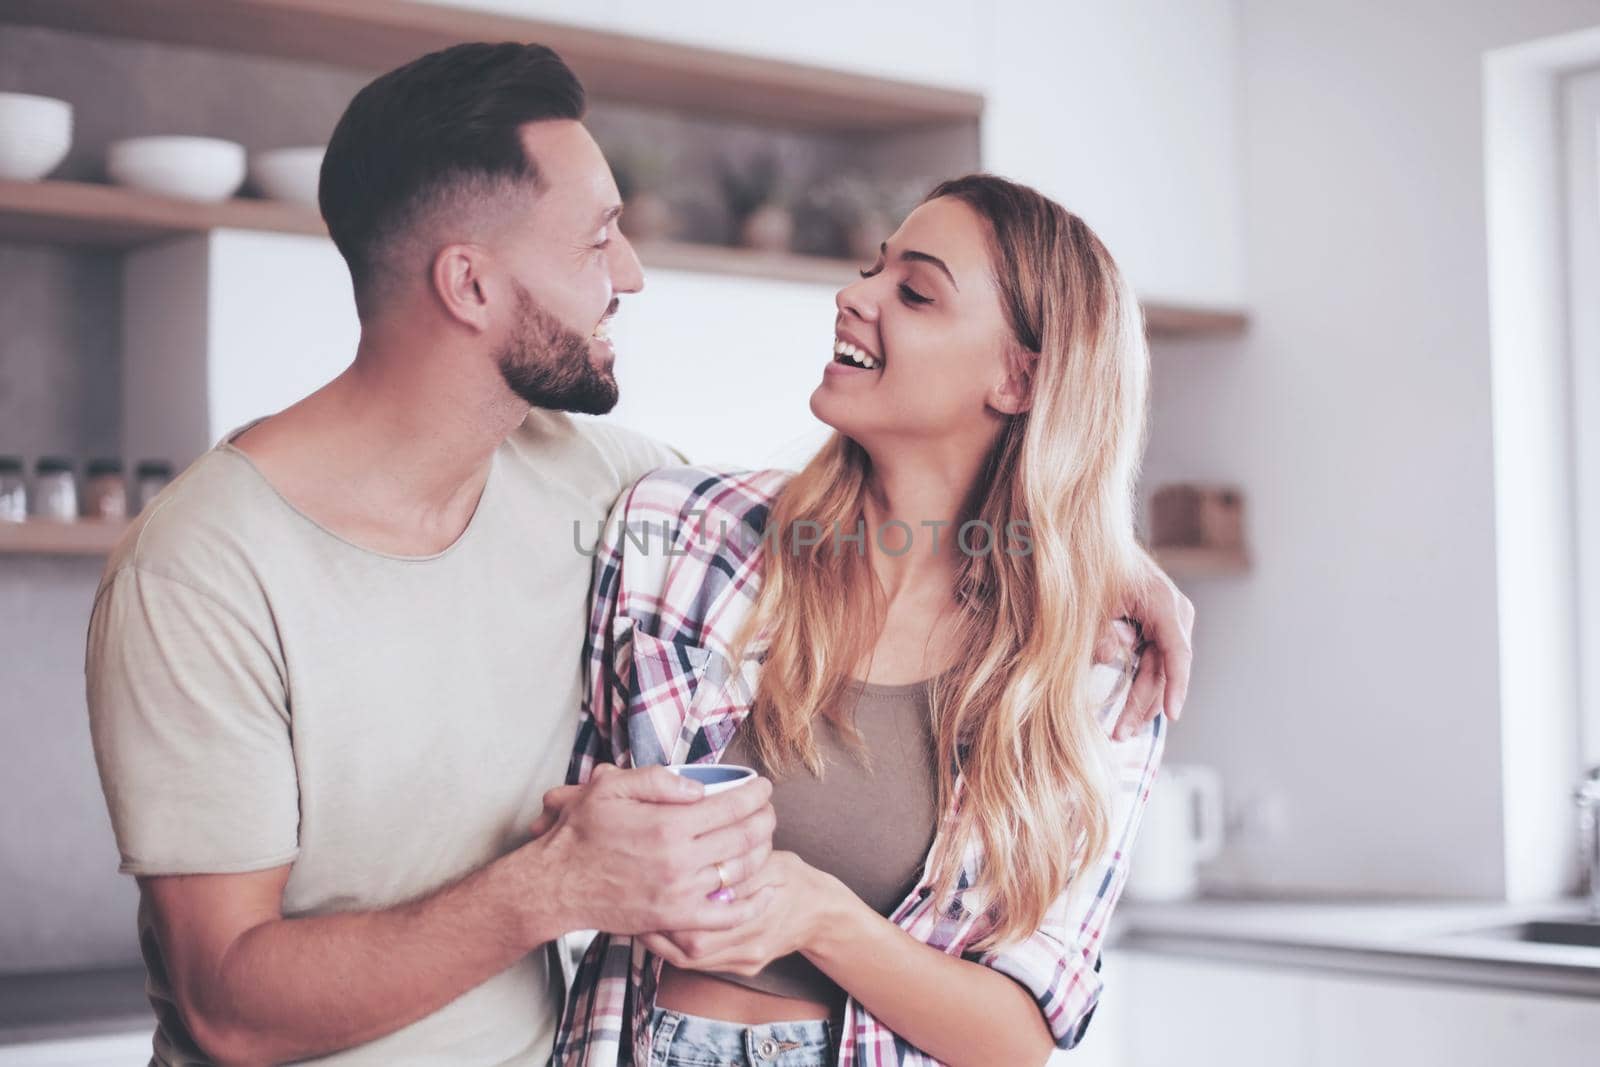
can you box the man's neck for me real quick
[230,327,532,556]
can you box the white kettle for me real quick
[1125,764,1225,902]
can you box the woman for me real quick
[555,174,1165,1067]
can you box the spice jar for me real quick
[134,460,174,513]
[34,457,77,521]
[0,456,25,522]
[84,458,127,520]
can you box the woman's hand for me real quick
[639,851,842,976]
[1097,549,1195,739]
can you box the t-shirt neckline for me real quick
[217,419,499,565]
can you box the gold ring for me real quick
[715,861,730,891]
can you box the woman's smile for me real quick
[823,330,885,379]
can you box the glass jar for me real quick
[0,456,25,522]
[34,456,77,521]
[84,458,127,520]
[134,460,174,514]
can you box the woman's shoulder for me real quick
[618,464,794,536]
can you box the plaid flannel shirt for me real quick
[553,465,1165,1066]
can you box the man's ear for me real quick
[987,349,1035,416]
[431,244,494,332]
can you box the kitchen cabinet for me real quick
[0,0,982,132]
[981,0,1246,309]
[1105,951,1600,1067]
[413,0,989,93]
[1304,971,1600,1066]
[609,0,987,93]
[0,1031,151,1067]
[1114,952,1312,1066]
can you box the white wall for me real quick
[1483,31,1600,900]
[1147,0,1600,899]
[207,231,362,447]
[980,0,1247,308]
[123,232,361,468]
[122,230,837,472]
[602,270,836,469]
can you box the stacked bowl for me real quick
[0,91,73,181]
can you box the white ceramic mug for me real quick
[667,763,756,795]
[1126,764,1225,902]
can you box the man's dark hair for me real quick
[319,42,586,314]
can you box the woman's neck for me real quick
[859,447,984,600]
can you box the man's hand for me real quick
[525,764,777,939]
[1095,551,1195,740]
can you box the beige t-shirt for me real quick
[84,410,680,1067]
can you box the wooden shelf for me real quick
[0,180,1247,337]
[0,519,129,556]
[1151,545,1251,578]
[0,179,325,247]
[632,241,864,287]
[2,522,1254,568]
[0,0,983,132]
[1144,304,1249,340]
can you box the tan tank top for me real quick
[710,677,940,1006]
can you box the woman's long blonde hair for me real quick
[733,174,1150,950]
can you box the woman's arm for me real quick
[805,879,1055,1067]
[641,854,1055,1067]
[649,665,1164,1059]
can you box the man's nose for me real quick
[612,232,645,294]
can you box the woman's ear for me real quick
[987,349,1035,416]
[431,243,494,332]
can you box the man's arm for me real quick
[1107,548,1196,737]
[148,765,775,1067]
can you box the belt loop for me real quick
[648,1008,682,1067]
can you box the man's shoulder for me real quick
[501,410,684,494]
[103,447,290,590]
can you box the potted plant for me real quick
[804,173,935,260]
[718,153,794,253]
[608,143,677,243]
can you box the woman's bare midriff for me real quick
[654,963,839,1024]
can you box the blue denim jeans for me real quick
[647,1007,835,1067]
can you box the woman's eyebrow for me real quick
[882,242,959,291]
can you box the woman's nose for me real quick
[835,276,877,324]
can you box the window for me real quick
[1566,67,1600,766]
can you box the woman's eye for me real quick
[899,283,932,306]
[859,263,884,279]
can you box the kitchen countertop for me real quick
[5,901,1600,1047]
[0,965,150,1048]
[1111,896,1600,997]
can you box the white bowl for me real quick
[107,136,246,202]
[249,145,324,207]
[0,91,72,181]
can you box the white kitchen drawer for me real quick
[0,1031,151,1066]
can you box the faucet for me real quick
[1578,766,1600,917]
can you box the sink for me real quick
[1462,920,1600,949]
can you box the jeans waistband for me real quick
[648,1006,835,1067]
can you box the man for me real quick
[85,42,1193,1066]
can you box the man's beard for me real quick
[496,282,618,415]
